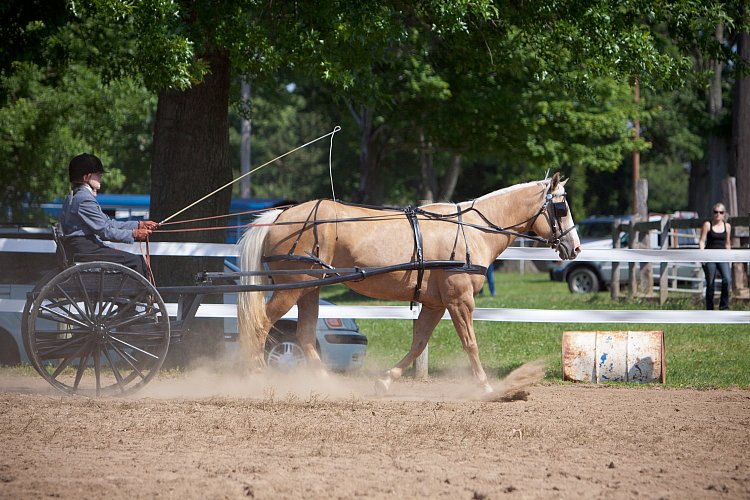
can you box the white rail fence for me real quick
[1,238,749,324]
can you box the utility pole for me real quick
[632,78,640,215]
[240,81,252,198]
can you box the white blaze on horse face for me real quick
[558,199,581,260]
[554,180,581,260]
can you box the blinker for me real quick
[552,201,568,217]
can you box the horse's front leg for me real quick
[296,288,327,376]
[375,304,445,394]
[446,299,493,393]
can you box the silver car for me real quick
[222,261,367,372]
[549,216,702,293]
[222,298,368,372]
[550,258,704,293]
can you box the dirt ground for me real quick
[1,366,749,499]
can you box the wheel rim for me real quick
[572,272,594,292]
[23,262,170,396]
[266,341,306,371]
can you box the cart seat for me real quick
[52,223,73,269]
[52,224,101,269]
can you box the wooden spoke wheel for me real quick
[22,262,170,396]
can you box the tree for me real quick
[0,62,155,222]
[4,1,740,217]
[732,10,750,217]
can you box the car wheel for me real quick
[567,267,600,293]
[265,326,306,371]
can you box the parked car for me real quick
[265,301,367,372]
[0,225,57,365]
[550,258,704,293]
[549,215,703,293]
[0,227,368,371]
[222,261,367,372]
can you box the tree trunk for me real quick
[732,24,750,297]
[706,25,729,214]
[734,28,750,216]
[348,104,388,204]
[149,51,233,362]
[437,154,462,202]
[418,127,437,203]
[689,24,729,218]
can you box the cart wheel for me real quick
[22,262,170,396]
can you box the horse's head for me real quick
[531,173,581,260]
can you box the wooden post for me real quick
[723,177,749,296]
[636,179,653,297]
[659,216,669,305]
[611,218,621,300]
[413,202,431,380]
[414,343,429,380]
[628,220,637,298]
[413,303,428,380]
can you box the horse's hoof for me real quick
[481,382,494,394]
[374,378,390,396]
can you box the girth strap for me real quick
[449,204,472,269]
[405,206,425,305]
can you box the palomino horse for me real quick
[237,173,580,393]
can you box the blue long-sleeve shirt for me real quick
[60,185,138,243]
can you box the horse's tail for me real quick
[237,208,282,368]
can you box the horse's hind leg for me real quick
[258,288,308,358]
[296,288,326,374]
[446,299,493,393]
[375,305,445,394]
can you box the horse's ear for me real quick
[551,172,561,189]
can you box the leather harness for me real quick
[260,184,571,304]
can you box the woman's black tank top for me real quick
[706,222,727,249]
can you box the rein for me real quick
[153,184,570,248]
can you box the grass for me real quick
[321,271,750,388]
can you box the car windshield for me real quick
[576,221,614,239]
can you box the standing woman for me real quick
[699,202,732,310]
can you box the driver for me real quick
[60,153,158,276]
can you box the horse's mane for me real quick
[423,178,549,210]
[472,179,549,204]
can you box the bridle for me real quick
[539,186,576,252]
[446,182,574,250]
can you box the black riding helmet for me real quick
[68,153,105,182]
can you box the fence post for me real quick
[636,179,653,297]
[731,213,750,299]
[611,218,621,300]
[659,215,670,305]
[628,220,637,298]
[413,201,431,379]
[412,301,429,380]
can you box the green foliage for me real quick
[228,82,334,201]
[0,62,155,221]
[1,0,745,216]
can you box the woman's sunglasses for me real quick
[714,210,724,214]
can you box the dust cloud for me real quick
[136,354,547,402]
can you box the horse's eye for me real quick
[553,202,568,217]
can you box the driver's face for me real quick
[85,172,103,192]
